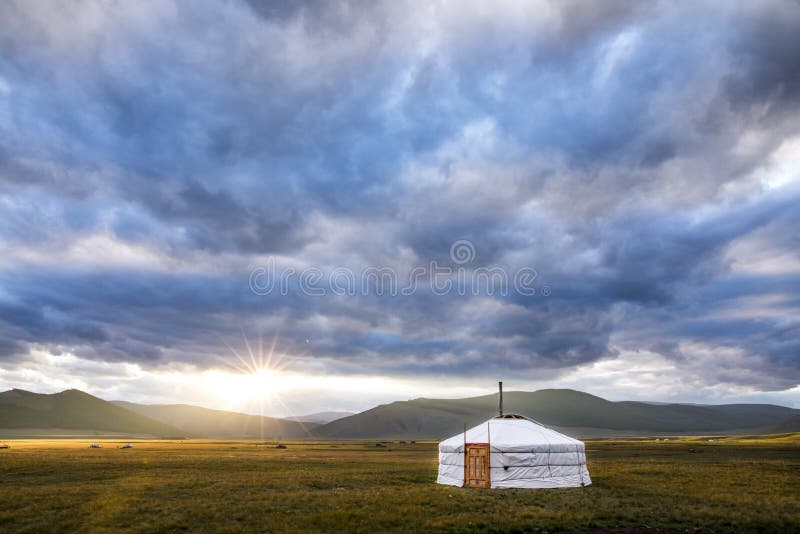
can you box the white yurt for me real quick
[437,384,591,489]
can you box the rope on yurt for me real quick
[544,424,553,478]
[487,420,492,488]
[462,422,467,487]
[576,443,584,486]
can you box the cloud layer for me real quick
[0,0,798,401]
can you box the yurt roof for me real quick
[439,416,584,453]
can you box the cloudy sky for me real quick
[0,0,798,415]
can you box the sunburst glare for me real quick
[204,333,301,419]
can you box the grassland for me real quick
[0,434,798,533]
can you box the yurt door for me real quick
[464,444,490,488]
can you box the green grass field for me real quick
[1,435,798,533]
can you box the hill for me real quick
[286,411,355,424]
[315,389,800,439]
[760,415,800,434]
[112,401,315,439]
[5,387,797,440]
[0,389,185,438]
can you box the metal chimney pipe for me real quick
[498,381,503,416]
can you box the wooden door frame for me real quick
[464,442,491,488]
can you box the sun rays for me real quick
[203,332,318,437]
[219,331,290,380]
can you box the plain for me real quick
[1,434,799,533]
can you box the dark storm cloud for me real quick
[724,1,800,114]
[0,0,798,391]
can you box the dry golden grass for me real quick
[0,434,798,532]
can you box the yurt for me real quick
[436,384,591,489]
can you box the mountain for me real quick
[286,411,355,424]
[112,401,315,439]
[314,389,800,439]
[760,415,800,434]
[4,388,797,440]
[0,389,185,437]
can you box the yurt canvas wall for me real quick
[437,416,591,489]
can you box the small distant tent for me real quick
[437,414,591,489]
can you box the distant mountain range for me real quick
[1,388,798,439]
[112,401,318,439]
[0,389,185,438]
[285,411,356,424]
[315,389,800,439]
